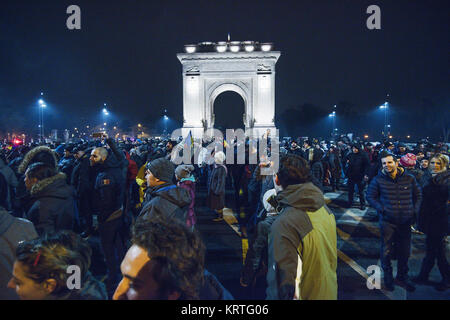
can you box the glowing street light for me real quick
[38,97,47,142]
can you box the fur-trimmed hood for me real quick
[18,146,59,174]
[30,172,72,198]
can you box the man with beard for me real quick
[89,139,127,297]
[367,151,422,292]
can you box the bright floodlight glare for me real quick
[261,43,272,51]
[230,45,240,52]
[244,44,254,52]
[185,45,196,53]
[38,99,44,104]
[164,115,169,120]
[216,45,227,52]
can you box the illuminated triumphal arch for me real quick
[177,40,280,138]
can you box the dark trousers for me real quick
[379,220,412,279]
[419,235,450,280]
[330,168,340,190]
[348,179,365,205]
[98,217,127,294]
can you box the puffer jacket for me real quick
[26,172,75,235]
[418,170,449,236]
[366,167,422,225]
[140,183,191,223]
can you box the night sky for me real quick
[0,0,449,140]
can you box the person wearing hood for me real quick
[0,153,18,211]
[7,230,107,300]
[24,162,74,235]
[175,164,196,229]
[413,154,450,291]
[266,154,337,300]
[15,146,59,217]
[89,141,127,297]
[139,158,191,223]
[0,175,38,299]
[366,151,422,292]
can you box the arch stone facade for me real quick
[177,47,280,138]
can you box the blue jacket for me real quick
[366,167,422,225]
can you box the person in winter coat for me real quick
[89,139,128,297]
[0,154,18,211]
[113,215,232,300]
[0,197,38,299]
[413,154,450,291]
[310,149,324,192]
[175,164,196,229]
[344,143,370,210]
[7,230,107,300]
[24,162,74,236]
[240,188,279,289]
[139,158,191,223]
[71,147,94,236]
[366,151,422,292]
[266,154,337,300]
[15,146,60,218]
[324,146,342,191]
[58,145,76,185]
[207,151,228,221]
[400,153,424,185]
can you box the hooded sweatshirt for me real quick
[266,182,337,300]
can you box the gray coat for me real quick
[207,164,227,210]
[0,159,18,210]
[26,172,74,235]
[0,208,38,299]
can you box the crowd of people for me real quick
[0,133,448,300]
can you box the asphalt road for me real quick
[195,181,450,300]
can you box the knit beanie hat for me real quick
[400,153,417,168]
[175,164,195,180]
[146,158,174,182]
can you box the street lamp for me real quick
[38,97,47,142]
[328,105,337,139]
[379,94,390,139]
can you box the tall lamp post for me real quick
[328,106,336,140]
[379,101,389,139]
[102,103,109,135]
[163,108,168,136]
[38,93,47,142]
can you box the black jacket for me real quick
[71,153,93,215]
[91,152,126,223]
[345,151,370,181]
[418,170,449,236]
[366,167,422,225]
[26,173,75,235]
[140,183,191,223]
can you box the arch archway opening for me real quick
[213,91,246,132]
